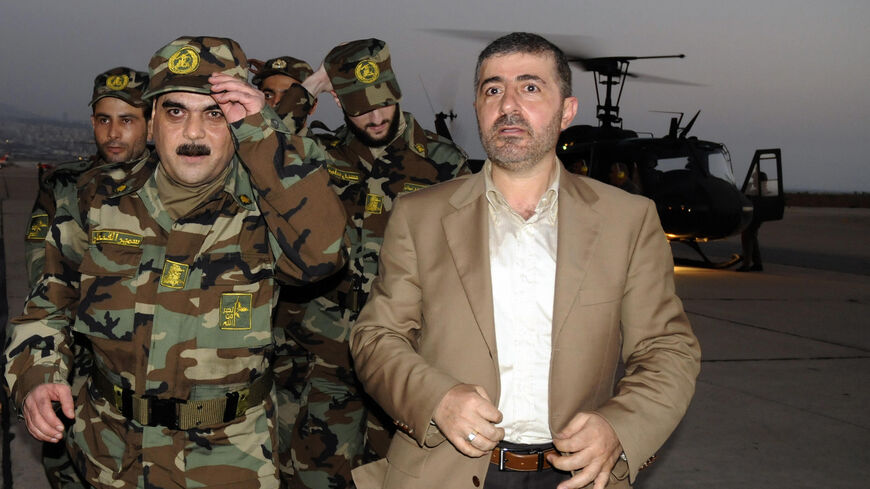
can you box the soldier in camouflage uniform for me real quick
[252,55,318,484]
[252,56,316,121]
[5,36,347,489]
[273,39,467,489]
[23,66,151,489]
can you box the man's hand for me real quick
[433,384,505,457]
[22,383,74,442]
[548,412,623,489]
[209,73,265,124]
[300,63,333,99]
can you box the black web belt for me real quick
[91,368,272,430]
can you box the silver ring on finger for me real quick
[466,431,477,443]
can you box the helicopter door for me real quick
[741,148,784,222]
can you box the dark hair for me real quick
[474,32,572,99]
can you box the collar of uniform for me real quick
[107,151,158,197]
[483,159,560,224]
[227,156,257,210]
[403,112,429,158]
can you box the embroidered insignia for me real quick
[91,230,143,247]
[106,74,129,91]
[365,193,384,214]
[168,46,200,75]
[115,184,127,192]
[414,143,425,154]
[160,260,189,289]
[327,165,361,182]
[271,59,287,69]
[239,194,252,204]
[402,182,427,193]
[26,213,49,240]
[354,59,379,83]
[220,293,253,330]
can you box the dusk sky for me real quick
[2,0,868,191]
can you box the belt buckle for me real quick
[144,396,182,430]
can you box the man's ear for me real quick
[331,91,342,110]
[561,96,578,130]
[147,100,156,142]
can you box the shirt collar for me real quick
[483,159,560,224]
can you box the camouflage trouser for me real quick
[288,361,365,489]
[274,338,314,487]
[43,343,91,489]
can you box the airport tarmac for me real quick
[1,163,868,488]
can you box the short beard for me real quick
[345,109,401,147]
[478,110,563,173]
[176,143,211,156]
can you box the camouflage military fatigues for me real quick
[5,102,348,489]
[273,108,467,488]
[23,65,151,489]
[25,156,108,489]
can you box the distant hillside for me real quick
[1,104,92,162]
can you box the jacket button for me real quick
[472,475,480,487]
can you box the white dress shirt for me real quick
[484,160,559,444]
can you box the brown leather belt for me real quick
[490,445,556,471]
[91,368,272,430]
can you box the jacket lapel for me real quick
[553,167,602,340]
[442,173,498,358]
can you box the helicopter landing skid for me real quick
[673,241,742,269]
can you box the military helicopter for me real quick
[555,53,784,266]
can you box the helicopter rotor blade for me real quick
[424,28,597,62]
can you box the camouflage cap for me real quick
[89,67,149,107]
[252,56,314,87]
[324,38,401,116]
[142,36,249,101]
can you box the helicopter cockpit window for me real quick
[655,157,690,173]
[707,151,737,185]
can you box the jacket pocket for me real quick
[197,252,275,349]
[75,243,142,340]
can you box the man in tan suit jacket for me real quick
[350,32,701,489]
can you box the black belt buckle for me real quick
[145,396,182,430]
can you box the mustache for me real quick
[492,113,531,132]
[176,143,211,156]
[366,119,389,128]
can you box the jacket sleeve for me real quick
[350,198,461,446]
[231,106,348,285]
[594,199,701,482]
[4,182,90,408]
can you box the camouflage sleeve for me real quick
[275,83,315,134]
[232,106,347,285]
[5,201,87,407]
[23,172,58,288]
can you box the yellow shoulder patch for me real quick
[26,213,50,241]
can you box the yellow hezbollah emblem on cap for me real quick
[106,74,129,91]
[271,59,287,69]
[168,46,200,75]
[354,59,379,84]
